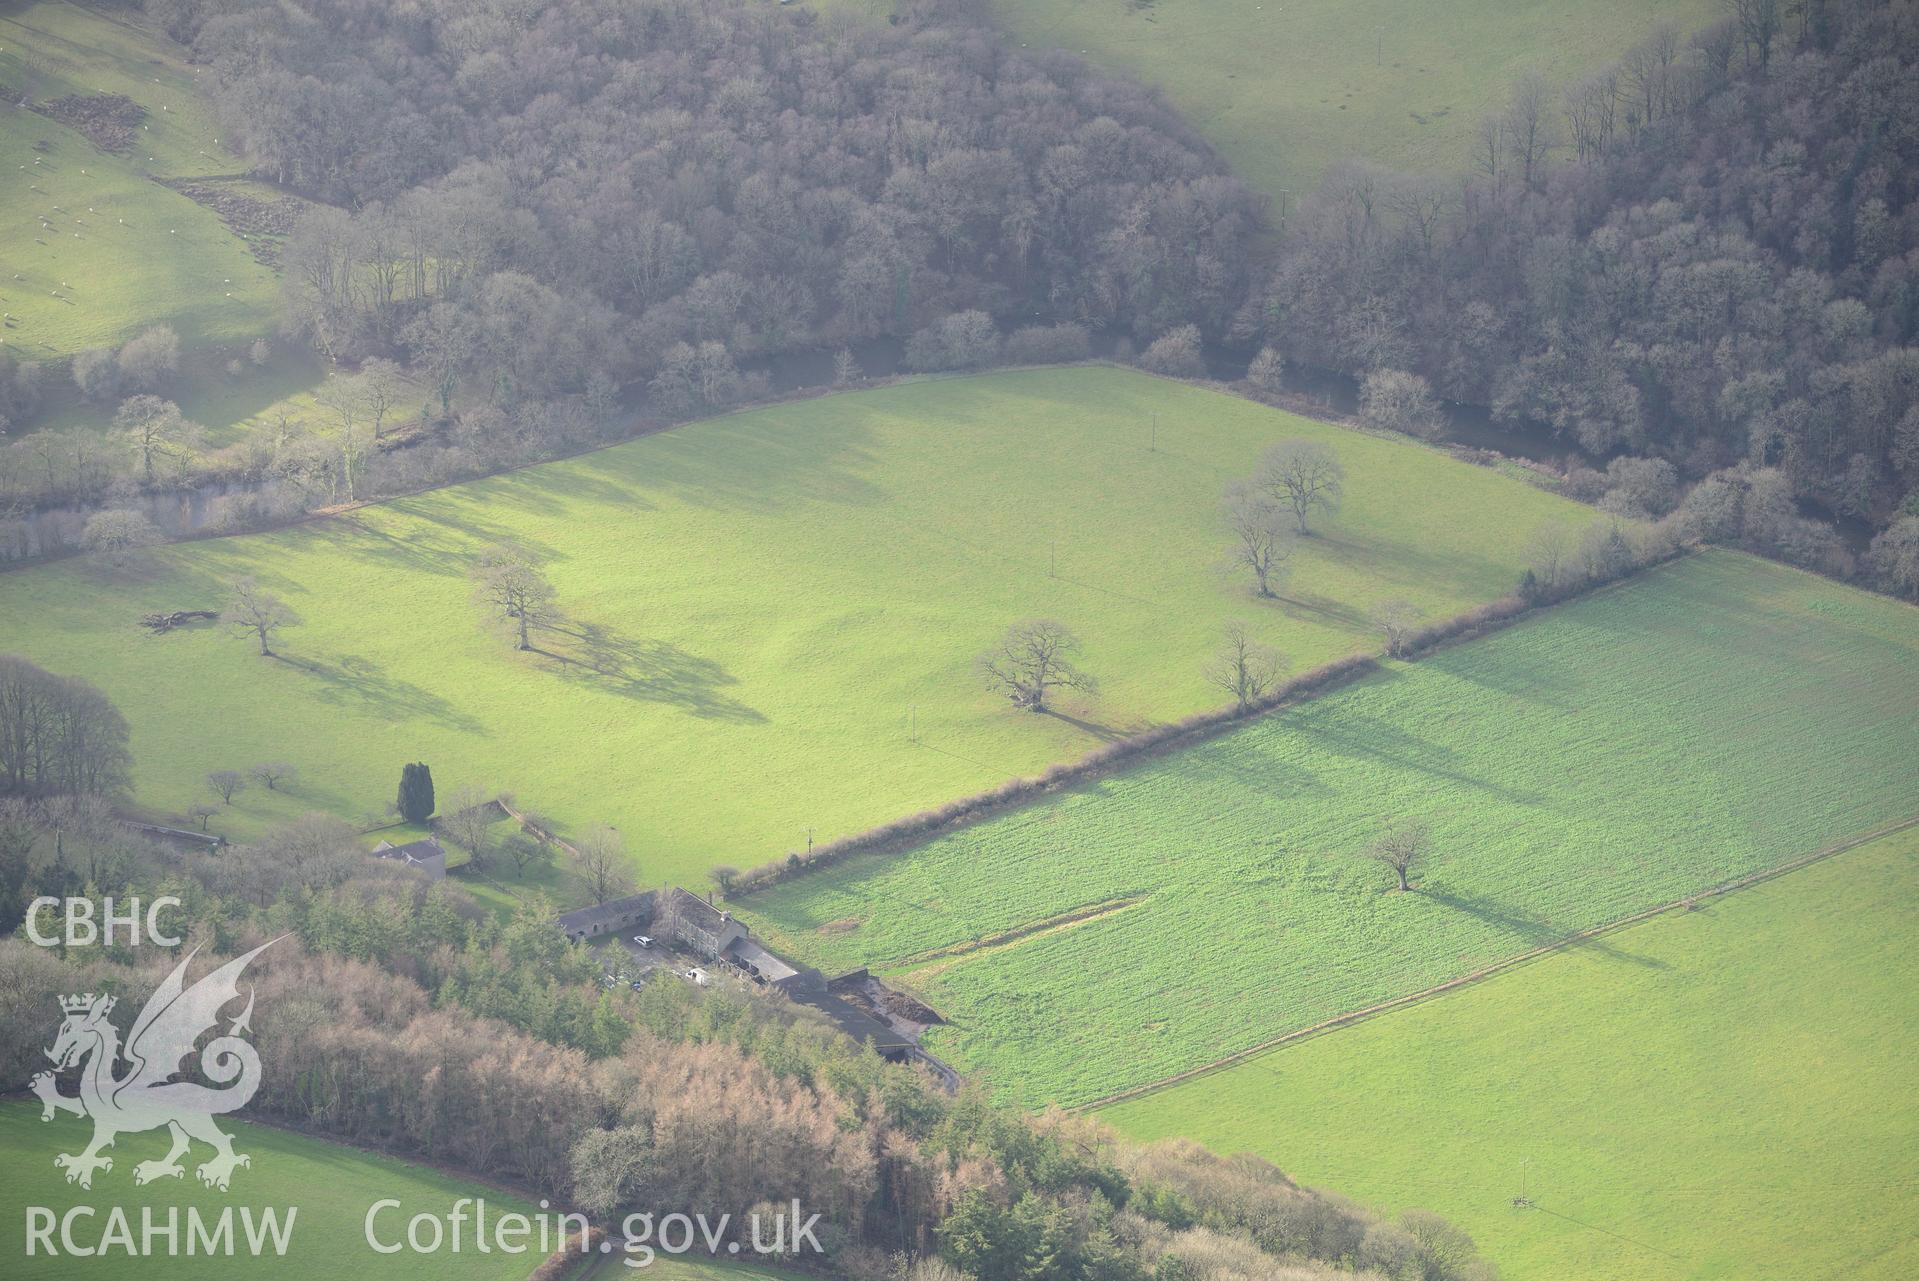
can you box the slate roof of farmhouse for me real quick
[372,836,445,865]
[556,891,656,934]
[667,886,733,932]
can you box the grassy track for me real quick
[740,552,1919,1105]
[1099,825,1919,1281]
[978,0,1718,202]
[0,366,1586,888]
[0,1,277,359]
[0,1104,539,1280]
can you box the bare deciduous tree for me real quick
[227,579,297,657]
[1256,439,1346,534]
[1204,622,1282,712]
[1358,369,1444,439]
[1222,482,1297,598]
[357,358,406,439]
[1728,0,1782,66]
[188,803,220,832]
[206,769,246,806]
[1527,521,1572,592]
[577,823,634,905]
[250,762,297,791]
[1245,347,1285,394]
[80,509,161,566]
[438,783,496,870]
[979,619,1095,713]
[1367,823,1431,891]
[709,864,740,897]
[1503,70,1558,191]
[1376,598,1424,658]
[114,395,203,484]
[501,833,548,879]
[472,544,556,651]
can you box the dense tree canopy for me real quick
[156,0,1261,400]
[1266,0,1919,534]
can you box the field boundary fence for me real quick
[1075,811,1919,1112]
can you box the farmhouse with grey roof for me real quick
[370,835,448,881]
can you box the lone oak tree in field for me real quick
[1367,823,1432,892]
[206,769,246,806]
[250,761,297,791]
[1205,621,1282,712]
[473,544,556,651]
[227,579,297,656]
[1257,439,1346,534]
[1222,482,1297,598]
[980,619,1096,712]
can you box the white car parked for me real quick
[633,934,654,948]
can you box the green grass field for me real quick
[0,367,1588,891]
[977,0,1719,202]
[574,1251,819,1281]
[29,343,331,449]
[739,551,1919,1106]
[0,1,277,359]
[0,1104,540,1280]
[1100,825,1919,1281]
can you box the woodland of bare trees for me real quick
[1264,0,1919,580]
[153,0,1260,394]
[0,657,130,799]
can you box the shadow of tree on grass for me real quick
[271,652,487,734]
[1424,888,1669,970]
[532,619,765,724]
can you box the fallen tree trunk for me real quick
[142,609,218,634]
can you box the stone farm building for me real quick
[556,891,659,943]
[556,886,914,1061]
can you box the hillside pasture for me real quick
[0,1103,541,1280]
[977,0,1719,202]
[0,1,277,359]
[0,366,1587,889]
[740,552,1919,1106]
[1099,825,1919,1281]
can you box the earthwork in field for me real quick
[0,366,1590,883]
[739,551,1919,1106]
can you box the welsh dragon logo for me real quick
[29,939,280,1191]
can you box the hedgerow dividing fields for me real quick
[1100,825,1919,1281]
[740,551,1919,1106]
[0,366,1588,886]
[0,1103,539,1281]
